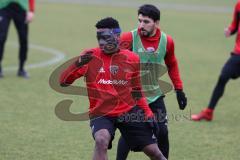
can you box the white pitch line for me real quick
[5,42,66,71]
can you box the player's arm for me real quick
[225,2,240,37]
[26,0,35,23]
[59,51,93,87]
[29,0,35,12]
[131,57,153,118]
[164,35,183,90]
[119,32,133,50]
[164,36,187,110]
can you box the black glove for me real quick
[131,87,143,100]
[147,117,159,138]
[176,89,187,110]
[76,51,93,67]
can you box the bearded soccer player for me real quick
[59,17,167,160]
[116,4,187,160]
[191,1,240,121]
[0,0,35,78]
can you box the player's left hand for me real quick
[176,89,187,110]
[26,11,34,23]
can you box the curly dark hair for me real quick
[95,17,120,29]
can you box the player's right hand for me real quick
[77,51,93,66]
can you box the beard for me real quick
[140,28,154,37]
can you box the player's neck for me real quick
[149,28,158,37]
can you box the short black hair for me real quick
[95,17,120,29]
[138,4,160,22]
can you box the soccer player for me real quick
[0,0,35,78]
[116,4,187,160]
[191,1,240,121]
[59,17,167,160]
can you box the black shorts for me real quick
[90,107,156,152]
[221,53,240,79]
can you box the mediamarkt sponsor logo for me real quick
[98,79,128,85]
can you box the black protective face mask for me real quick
[97,29,121,55]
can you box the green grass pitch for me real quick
[0,0,239,159]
